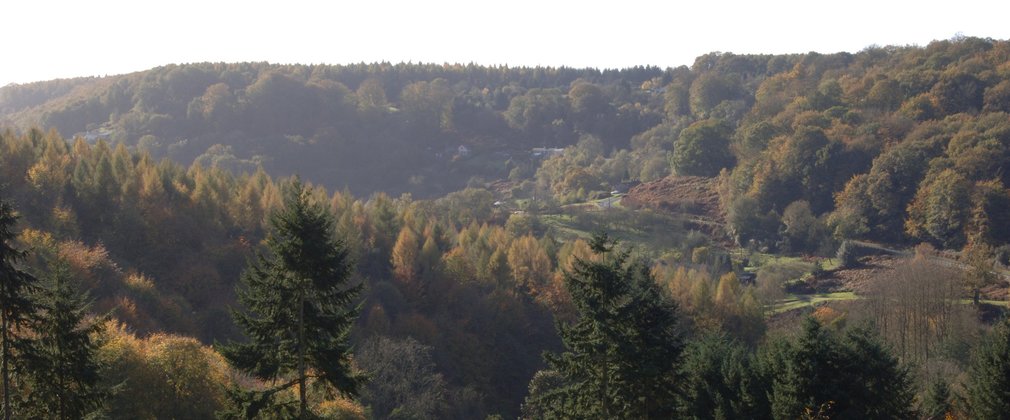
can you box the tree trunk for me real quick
[2,311,9,420]
[58,344,65,420]
[601,355,610,419]
[298,292,307,419]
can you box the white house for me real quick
[532,147,565,158]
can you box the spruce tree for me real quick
[221,178,364,419]
[680,333,767,419]
[22,259,107,419]
[966,318,1010,418]
[921,379,953,420]
[0,196,40,420]
[766,318,915,420]
[531,233,683,419]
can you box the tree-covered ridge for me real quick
[3,37,1010,250]
[0,62,666,198]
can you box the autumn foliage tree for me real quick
[507,234,553,298]
[391,227,420,287]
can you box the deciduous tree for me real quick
[672,119,734,177]
[905,168,971,248]
[355,336,447,419]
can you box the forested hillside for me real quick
[4,36,1010,253]
[3,36,1010,418]
[0,129,567,417]
[0,63,663,197]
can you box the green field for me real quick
[537,209,688,257]
[770,293,1010,315]
[769,292,860,314]
[958,299,1010,307]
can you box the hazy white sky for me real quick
[3,0,1008,86]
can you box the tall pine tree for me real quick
[22,259,107,419]
[0,196,40,420]
[221,178,364,419]
[528,233,684,419]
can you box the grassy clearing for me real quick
[590,195,625,209]
[537,209,686,257]
[770,294,1009,315]
[558,195,625,212]
[769,292,859,314]
[958,299,1010,307]
[747,253,806,267]
[819,257,842,271]
[740,252,839,271]
[539,213,593,240]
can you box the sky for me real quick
[3,0,1009,87]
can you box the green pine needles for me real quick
[0,195,108,419]
[22,260,108,420]
[221,178,364,419]
[526,232,684,419]
[966,318,1010,418]
[0,196,40,420]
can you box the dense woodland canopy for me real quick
[1,36,1010,418]
[5,37,1010,253]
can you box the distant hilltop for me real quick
[2,37,1010,253]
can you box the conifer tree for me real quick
[680,333,766,419]
[766,318,915,419]
[22,259,107,420]
[221,178,364,419]
[390,226,419,283]
[530,233,683,419]
[966,318,1010,418]
[0,196,40,420]
[921,379,953,420]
